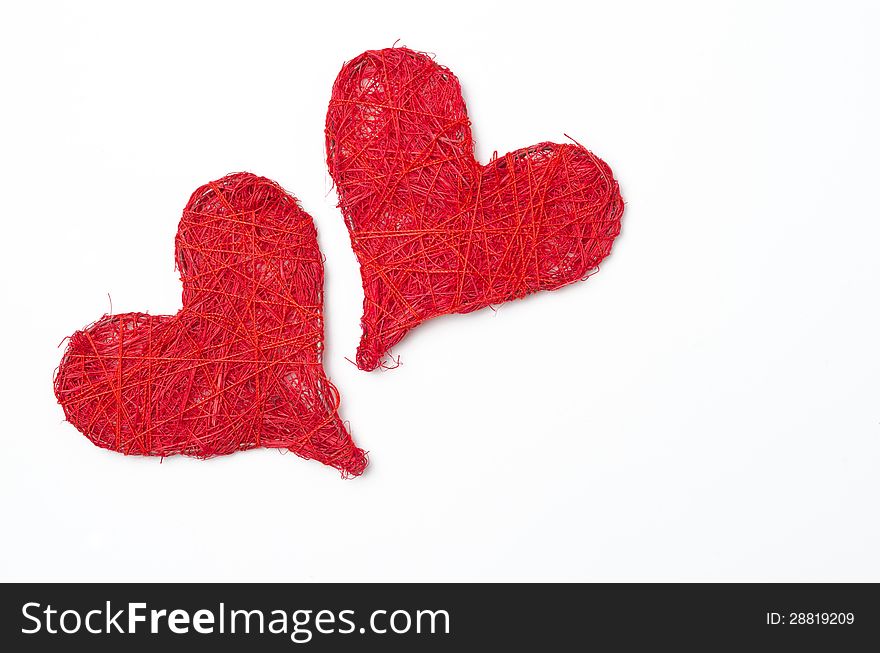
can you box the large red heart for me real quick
[54,173,367,477]
[326,47,624,371]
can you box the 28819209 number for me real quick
[766,612,855,625]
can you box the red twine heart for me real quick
[326,47,624,371]
[54,173,367,477]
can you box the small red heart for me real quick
[54,173,367,477]
[326,47,624,371]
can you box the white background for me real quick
[1,0,878,582]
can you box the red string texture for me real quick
[326,47,625,371]
[54,173,367,477]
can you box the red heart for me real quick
[54,173,367,477]
[326,47,624,370]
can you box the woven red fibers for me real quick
[326,47,624,371]
[54,173,367,477]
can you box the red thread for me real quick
[54,173,367,477]
[326,47,624,371]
